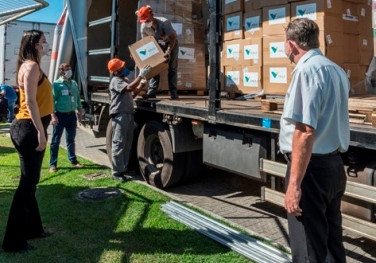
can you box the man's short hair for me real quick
[59,63,71,70]
[285,18,320,50]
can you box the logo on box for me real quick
[269,67,287,84]
[268,7,287,25]
[178,47,195,60]
[243,72,259,87]
[136,42,159,61]
[226,71,240,85]
[244,44,259,60]
[269,42,286,59]
[296,3,317,20]
[244,16,261,32]
[226,44,240,60]
[227,15,241,31]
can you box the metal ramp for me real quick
[0,0,49,25]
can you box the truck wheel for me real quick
[137,120,185,188]
[105,120,113,164]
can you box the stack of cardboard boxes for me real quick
[137,0,207,93]
[222,0,374,96]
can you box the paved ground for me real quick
[46,125,376,262]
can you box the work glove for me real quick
[164,48,171,63]
[138,64,152,79]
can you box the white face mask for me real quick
[64,69,73,79]
[144,21,153,28]
[41,42,49,56]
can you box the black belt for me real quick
[57,111,75,115]
[283,150,339,162]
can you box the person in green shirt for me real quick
[49,63,84,172]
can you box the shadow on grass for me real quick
[0,183,231,263]
[0,146,15,156]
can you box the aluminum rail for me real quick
[161,201,292,263]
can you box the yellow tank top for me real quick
[16,75,54,119]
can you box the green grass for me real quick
[0,132,253,263]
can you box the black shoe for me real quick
[112,175,130,182]
[170,94,179,100]
[142,93,156,99]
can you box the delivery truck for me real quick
[52,0,376,241]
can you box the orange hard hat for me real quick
[137,5,153,23]
[107,58,125,73]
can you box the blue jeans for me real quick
[111,112,134,176]
[7,99,16,122]
[49,112,78,167]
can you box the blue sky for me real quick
[19,0,64,24]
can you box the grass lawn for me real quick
[0,125,253,263]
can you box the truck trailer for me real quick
[54,0,376,242]
[0,20,54,86]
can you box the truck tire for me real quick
[137,120,185,188]
[105,120,113,164]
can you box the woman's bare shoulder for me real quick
[18,60,40,86]
[20,60,39,72]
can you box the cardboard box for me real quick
[344,34,360,64]
[262,5,290,36]
[263,35,287,65]
[291,0,342,16]
[222,40,242,66]
[343,63,367,93]
[244,0,258,11]
[360,50,373,66]
[263,64,295,95]
[241,66,262,93]
[244,10,263,38]
[358,4,373,36]
[242,38,262,66]
[224,66,242,93]
[254,0,288,9]
[342,1,359,34]
[128,36,169,80]
[291,1,343,32]
[359,35,374,51]
[224,12,243,40]
[320,31,344,65]
[223,0,243,14]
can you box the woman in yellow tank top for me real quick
[2,30,54,253]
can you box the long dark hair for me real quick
[16,29,44,85]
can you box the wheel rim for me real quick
[144,134,164,169]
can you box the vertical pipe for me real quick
[110,0,118,59]
[208,0,221,123]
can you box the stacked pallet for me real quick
[222,0,374,96]
[260,95,376,127]
[137,0,206,94]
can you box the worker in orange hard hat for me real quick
[136,5,179,100]
[107,58,152,181]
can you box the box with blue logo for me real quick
[128,36,169,80]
